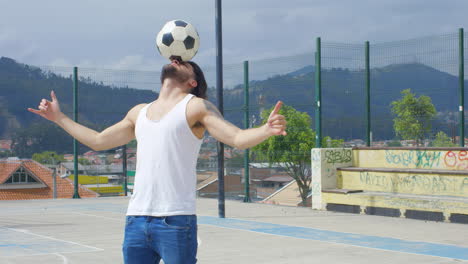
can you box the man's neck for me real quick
[158,79,188,101]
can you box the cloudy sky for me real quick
[1,0,467,75]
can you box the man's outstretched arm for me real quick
[28,90,144,151]
[198,99,287,150]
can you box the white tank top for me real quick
[126,93,203,216]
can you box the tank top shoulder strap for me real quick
[183,94,195,105]
[178,94,195,115]
[136,103,152,122]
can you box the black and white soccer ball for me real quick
[156,20,200,62]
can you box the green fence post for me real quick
[215,0,225,218]
[459,28,465,147]
[243,60,251,203]
[365,41,371,147]
[72,66,81,199]
[315,38,322,148]
[123,144,128,196]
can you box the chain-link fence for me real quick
[371,33,460,146]
[0,29,466,202]
[321,42,366,143]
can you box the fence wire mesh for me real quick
[321,42,366,144]
[247,53,315,203]
[0,30,466,202]
[371,33,460,146]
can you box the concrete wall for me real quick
[311,148,353,209]
[312,147,468,210]
[322,191,468,215]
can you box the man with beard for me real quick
[28,59,287,264]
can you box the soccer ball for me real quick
[156,20,200,62]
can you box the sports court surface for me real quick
[0,197,467,264]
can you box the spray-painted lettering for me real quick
[385,150,442,168]
[324,149,352,164]
[359,171,467,195]
[444,151,468,170]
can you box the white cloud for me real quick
[1,0,467,73]
[48,58,72,67]
[0,27,39,62]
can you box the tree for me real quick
[252,104,343,206]
[386,140,402,147]
[11,121,74,158]
[32,151,65,164]
[78,158,92,165]
[0,150,13,158]
[391,89,436,146]
[431,131,456,147]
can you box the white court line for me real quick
[0,250,104,259]
[53,253,69,264]
[2,227,104,252]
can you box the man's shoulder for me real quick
[126,103,148,122]
[188,97,205,110]
[131,103,148,114]
[188,97,222,122]
[187,97,211,122]
[190,97,218,108]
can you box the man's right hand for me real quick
[28,90,63,123]
[27,90,142,151]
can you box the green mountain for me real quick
[0,56,466,157]
[223,63,466,141]
[0,57,158,156]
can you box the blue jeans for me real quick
[122,215,198,264]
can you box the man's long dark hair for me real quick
[187,61,207,99]
[160,61,208,99]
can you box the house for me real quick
[261,180,312,207]
[57,162,87,177]
[254,175,293,198]
[59,162,130,176]
[0,140,12,151]
[196,174,254,200]
[239,164,291,198]
[63,154,74,161]
[0,159,98,200]
[196,167,292,200]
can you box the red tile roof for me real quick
[0,161,20,183]
[0,159,98,200]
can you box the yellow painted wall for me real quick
[68,175,108,185]
[88,186,123,193]
[323,192,468,214]
[353,149,468,171]
[338,170,468,197]
[320,148,468,214]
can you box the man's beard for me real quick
[161,64,190,83]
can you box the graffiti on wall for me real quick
[324,149,352,164]
[311,148,353,209]
[444,151,468,170]
[384,150,442,168]
[359,171,468,195]
[384,150,468,170]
